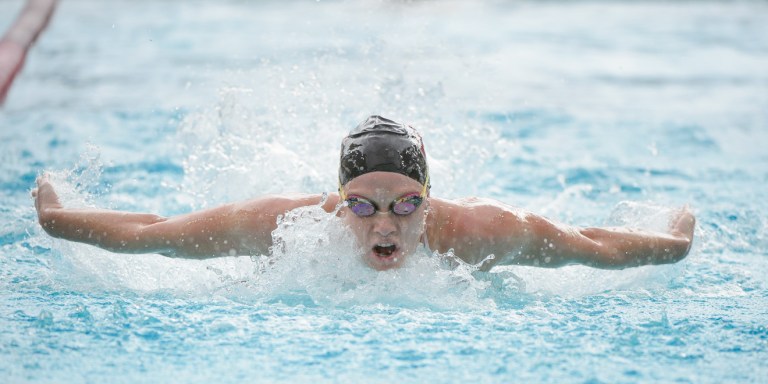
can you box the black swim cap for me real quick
[339,115,429,187]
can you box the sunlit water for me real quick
[1,0,767,382]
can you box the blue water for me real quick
[2,0,767,382]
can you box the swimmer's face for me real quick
[340,172,428,271]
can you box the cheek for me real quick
[342,214,368,240]
[399,212,427,242]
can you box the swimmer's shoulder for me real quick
[426,196,533,262]
[425,197,497,249]
[427,195,525,212]
[426,196,530,239]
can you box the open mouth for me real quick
[373,243,397,257]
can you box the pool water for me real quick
[2,0,767,382]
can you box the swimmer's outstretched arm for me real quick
[429,198,695,269]
[32,174,335,258]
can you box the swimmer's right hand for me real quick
[668,205,696,253]
[32,173,63,229]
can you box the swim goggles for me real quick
[339,174,429,217]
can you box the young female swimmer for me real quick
[32,115,696,271]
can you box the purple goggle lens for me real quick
[346,193,424,217]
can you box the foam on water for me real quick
[250,203,494,310]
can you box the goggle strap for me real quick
[420,173,430,197]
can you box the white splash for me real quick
[243,203,495,310]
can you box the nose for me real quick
[372,212,397,237]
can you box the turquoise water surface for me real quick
[1,1,767,383]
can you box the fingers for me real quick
[669,205,696,240]
[32,174,44,211]
[33,173,47,203]
[677,205,695,224]
[36,172,49,186]
[32,171,63,212]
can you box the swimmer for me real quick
[0,0,58,105]
[32,115,696,271]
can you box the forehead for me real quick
[343,172,422,199]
